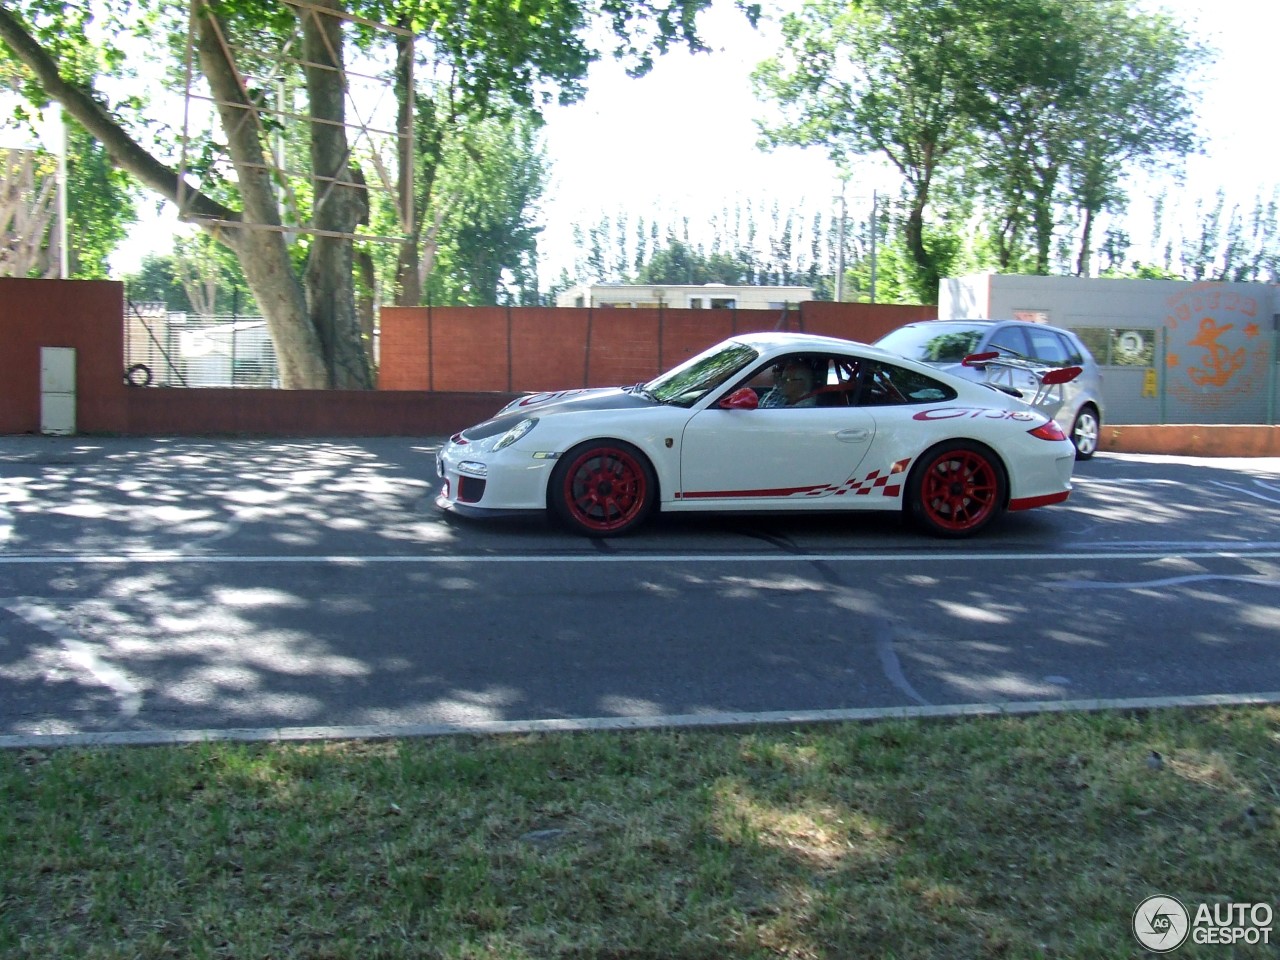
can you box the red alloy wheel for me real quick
[553,442,654,536]
[910,443,1006,537]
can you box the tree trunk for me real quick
[392,33,422,306]
[1076,206,1095,277]
[193,6,330,388]
[301,0,373,388]
[903,181,939,304]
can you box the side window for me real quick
[736,355,866,408]
[1025,328,1071,366]
[737,355,825,408]
[1057,332,1085,366]
[987,326,1030,359]
[858,362,956,406]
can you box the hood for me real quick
[460,386,655,442]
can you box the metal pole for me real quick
[1264,325,1274,427]
[869,190,878,305]
[1159,327,1168,425]
[56,109,68,278]
[835,185,846,302]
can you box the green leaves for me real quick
[754,0,1207,287]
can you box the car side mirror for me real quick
[719,387,759,410]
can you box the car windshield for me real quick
[644,341,761,407]
[876,323,985,363]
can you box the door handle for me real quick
[836,428,871,442]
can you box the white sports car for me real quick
[435,333,1078,538]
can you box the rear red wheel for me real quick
[550,441,656,536]
[907,442,1007,538]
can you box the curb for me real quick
[4,691,1279,751]
[1104,424,1280,458]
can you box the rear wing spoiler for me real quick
[962,351,1082,410]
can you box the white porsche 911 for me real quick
[435,333,1078,538]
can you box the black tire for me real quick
[906,440,1008,538]
[549,440,657,537]
[124,363,153,387]
[1071,406,1100,461]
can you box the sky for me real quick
[533,0,1280,279]
[5,0,1276,282]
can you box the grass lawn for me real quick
[2,707,1277,959]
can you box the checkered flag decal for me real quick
[805,458,912,498]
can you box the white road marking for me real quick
[1208,479,1280,505]
[1052,574,1280,590]
[1,547,1280,565]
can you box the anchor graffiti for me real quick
[1185,317,1245,387]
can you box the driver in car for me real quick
[760,360,817,408]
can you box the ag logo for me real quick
[1133,895,1190,952]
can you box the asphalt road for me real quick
[1,435,1278,745]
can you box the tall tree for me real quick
[421,106,550,305]
[0,0,737,386]
[1062,1,1204,276]
[1,24,138,278]
[966,0,1083,274]
[754,0,984,301]
[752,0,1206,294]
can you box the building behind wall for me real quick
[557,283,814,311]
[941,274,1279,425]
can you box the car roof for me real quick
[728,331,907,363]
[896,318,1074,333]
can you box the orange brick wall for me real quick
[125,387,515,437]
[0,277,129,433]
[379,301,939,392]
[2,280,935,437]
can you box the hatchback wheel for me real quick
[1071,406,1100,460]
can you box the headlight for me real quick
[493,417,537,451]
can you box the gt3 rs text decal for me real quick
[676,459,913,501]
[912,407,1038,422]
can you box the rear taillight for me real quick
[1029,421,1068,442]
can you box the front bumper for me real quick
[434,439,556,515]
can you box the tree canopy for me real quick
[0,0,748,386]
[753,0,1207,300]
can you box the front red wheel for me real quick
[550,441,656,536]
[907,442,1007,538]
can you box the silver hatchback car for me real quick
[874,319,1104,460]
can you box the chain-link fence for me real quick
[125,301,280,388]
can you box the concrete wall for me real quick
[941,274,1280,425]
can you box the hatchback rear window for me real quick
[875,324,985,363]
